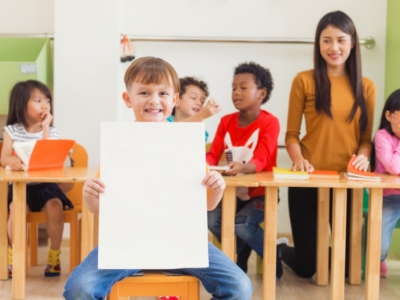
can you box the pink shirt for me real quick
[374,128,400,196]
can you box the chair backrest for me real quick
[206,141,226,162]
[66,143,88,208]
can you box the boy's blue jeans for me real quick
[63,243,253,300]
[208,196,265,257]
[381,194,400,261]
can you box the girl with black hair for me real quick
[372,89,400,278]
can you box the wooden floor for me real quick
[1,242,400,300]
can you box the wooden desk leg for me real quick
[263,186,278,300]
[349,188,363,285]
[221,186,236,261]
[316,187,329,285]
[0,182,8,280]
[81,201,95,262]
[12,182,26,300]
[365,188,382,300]
[330,188,347,300]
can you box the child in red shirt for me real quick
[207,62,282,277]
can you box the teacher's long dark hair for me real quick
[313,10,368,132]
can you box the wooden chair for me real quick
[205,142,226,162]
[107,272,200,300]
[27,142,88,272]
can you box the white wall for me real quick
[0,0,54,34]
[119,0,387,147]
[0,0,388,234]
[53,0,121,168]
[118,0,387,233]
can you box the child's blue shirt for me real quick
[167,115,209,142]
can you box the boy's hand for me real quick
[200,99,221,119]
[83,178,105,213]
[291,159,314,173]
[202,170,226,193]
[203,170,226,211]
[6,157,23,171]
[223,161,244,176]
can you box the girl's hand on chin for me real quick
[41,111,53,128]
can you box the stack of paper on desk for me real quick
[344,156,381,181]
[309,170,339,179]
[272,167,309,180]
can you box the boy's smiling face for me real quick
[122,81,179,122]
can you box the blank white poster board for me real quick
[98,122,208,269]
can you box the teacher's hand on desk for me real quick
[351,154,370,171]
[291,158,314,173]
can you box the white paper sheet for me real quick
[98,122,208,269]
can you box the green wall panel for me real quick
[385,0,400,98]
[387,0,400,258]
[0,37,52,115]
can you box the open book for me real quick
[272,167,309,180]
[12,139,75,171]
[208,165,230,171]
[344,156,381,181]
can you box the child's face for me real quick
[385,110,400,123]
[385,110,400,134]
[175,85,206,118]
[231,73,266,111]
[26,88,51,123]
[122,81,178,122]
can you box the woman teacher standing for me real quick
[282,10,376,278]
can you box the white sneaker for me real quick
[277,237,289,245]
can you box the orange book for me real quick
[12,139,75,171]
[344,156,380,181]
[309,170,339,179]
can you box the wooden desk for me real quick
[220,176,259,261]
[355,175,400,300]
[254,172,365,300]
[0,167,96,300]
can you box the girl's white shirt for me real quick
[4,123,59,142]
